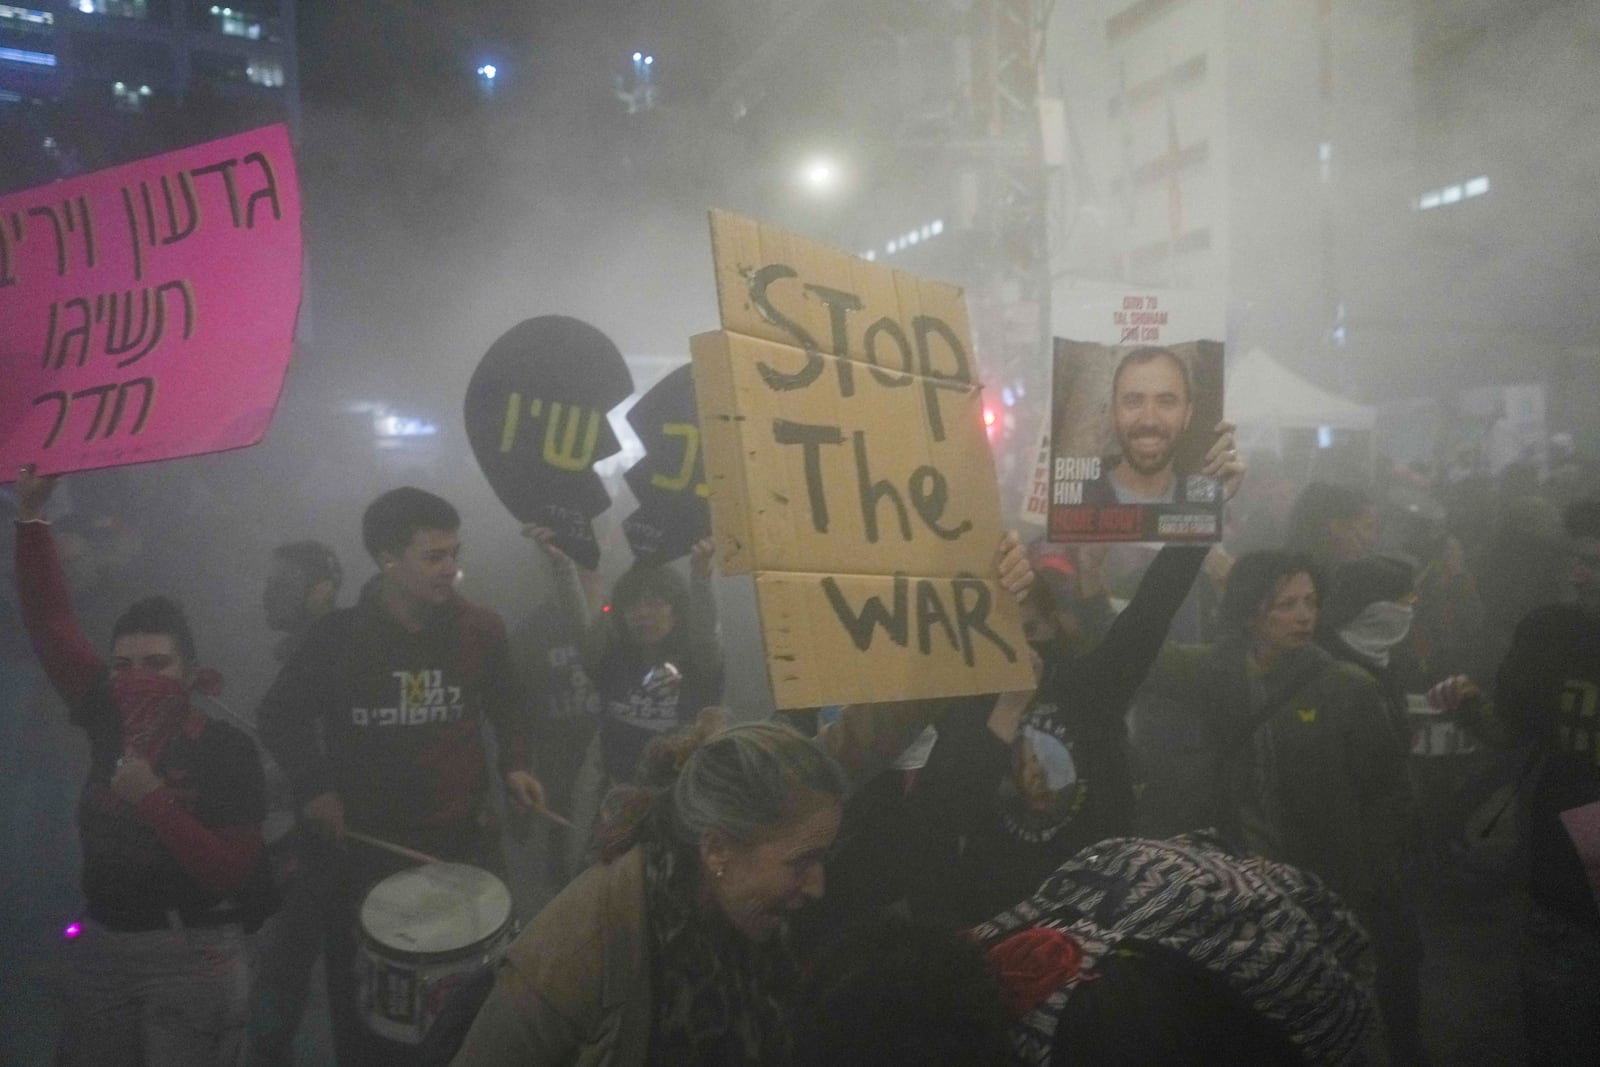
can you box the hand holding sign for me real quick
[464,316,633,571]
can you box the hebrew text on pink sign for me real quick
[0,124,302,480]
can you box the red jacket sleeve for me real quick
[14,521,105,707]
[134,788,265,896]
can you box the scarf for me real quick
[642,830,796,1065]
[1338,601,1414,667]
[111,669,195,763]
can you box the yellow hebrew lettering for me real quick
[650,422,701,492]
[542,401,602,472]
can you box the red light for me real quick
[601,603,611,613]
[983,408,997,427]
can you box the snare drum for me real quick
[356,863,514,1045]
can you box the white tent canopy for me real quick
[1224,348,1375,431]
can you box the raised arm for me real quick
[524,523,613,672]
[684,537,723,670]
[12,467,105,707]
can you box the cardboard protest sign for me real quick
[622,363,710,563]
[1048,291,1224,543]
[692,209,1033,709]
[0,126,302,480]
[464,316,632,570]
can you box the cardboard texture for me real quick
[694,210,1032,709]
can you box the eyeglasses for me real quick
[111,654,179,673]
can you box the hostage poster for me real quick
[1047,291,1224,543]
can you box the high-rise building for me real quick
[0,0,298,190]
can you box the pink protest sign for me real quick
[0,124,302,481]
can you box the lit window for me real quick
[245,58,283,87]
[1464,175,1490,197]
[0,44,55,66]
[211,5,263,39]
[74,0,148,18]
[0,5,53,26]
[111,79,146,111]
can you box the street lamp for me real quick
[799,155,840,196]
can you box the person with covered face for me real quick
[450,719,847,1066]
[11,466,273,1067]
[244,539,343,1067]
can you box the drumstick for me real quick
[345,830,444,866]
[533,805,576,831]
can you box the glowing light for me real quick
[632,51,642,62]
[1464,175,1489,197]
[78,0,94,13]
[643,55,653,66]
[63,922,82,940]
[983,408,997,428]
[0,45,56,66]
[477,64,497,80]
[799,156,838,194]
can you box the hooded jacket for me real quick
[257,575,529,840]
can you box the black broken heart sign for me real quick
[622,362,710,563]
[464,316,633,570]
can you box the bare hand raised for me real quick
[14,464,58,522]
[1200,420,1247,501]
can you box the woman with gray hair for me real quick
[451,715,847,1066]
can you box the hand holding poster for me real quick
[692,209,1033,709]
[0,126,302,480]
[1048,292,1224,543]
[464,316,633,571]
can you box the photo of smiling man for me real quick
[1048,338,1225,543]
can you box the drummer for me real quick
[257,486,545,1066]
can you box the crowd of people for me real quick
[5,426,1600,1066]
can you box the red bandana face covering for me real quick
[111,669,192,763]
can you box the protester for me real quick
[1315,553,1429,1063]
[12,466,273,1067]
[817,426,1243,928]
[790,833,1375,1067]
[1472,498,1600,1064]
[527,526,723,833]
[450,719,847,1066]
[257,486,544,1066]
[1284,481,1379,567]
[245,538,345,1067]
[1140,549,1415,1060]
[1318,554,1418,737]
[508,563,603,889]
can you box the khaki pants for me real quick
[57,920,249,1067]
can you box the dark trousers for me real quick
[1521,904,1600,1066]
[243,836,338,1067]
[319,824,496,1067]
